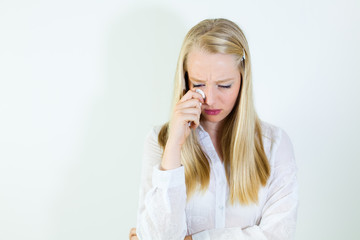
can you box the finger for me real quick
[129,228,137,239]
[177,98,202,110]
[179,89,205,103]
[189,118,200,129]
[183,114,200,127]
[189,122,199,130]
[176,108,201,117]
[175,107,202,123]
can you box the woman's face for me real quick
[187,48,241,125]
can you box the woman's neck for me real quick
[200,120,224,142]
[200,119,225,161]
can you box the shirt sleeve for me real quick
[136,127,188,240]
[192,128,299,240]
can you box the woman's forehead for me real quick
[187,49,239,81]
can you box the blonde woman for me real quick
[130,18,298,240]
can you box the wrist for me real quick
[160,156,182,170]
[166,136,183,150]
[161,140,182,170]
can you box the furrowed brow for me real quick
[190,77,234,83]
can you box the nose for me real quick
[204,86,216,106]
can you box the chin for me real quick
[203,115,226,123]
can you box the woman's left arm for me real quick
[192,129,299,240]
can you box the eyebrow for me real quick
[189,77,235,84]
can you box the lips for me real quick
[204,109,221,115]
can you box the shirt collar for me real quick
[196,123,209,140]
[197,123,205,132]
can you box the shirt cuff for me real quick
[192,230,210,240]
[152,164,185,189]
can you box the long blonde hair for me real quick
[158,18,270,205]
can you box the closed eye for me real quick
[192,84,232,88]
[219,85,232,88]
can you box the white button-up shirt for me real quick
[136,121,298,240]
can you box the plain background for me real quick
[1,0,359,239]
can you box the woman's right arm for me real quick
[136,90,204,240]
[135,127,188,240]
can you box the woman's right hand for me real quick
[160,89,204,170]
[168,89,204,147]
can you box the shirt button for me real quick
[219,205,224,210]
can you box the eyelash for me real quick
[193,84,232,89]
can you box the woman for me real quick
[130,18,298,240]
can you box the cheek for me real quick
[230,89,240,102]
[228,84,241,105]
[221,90,239,107]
